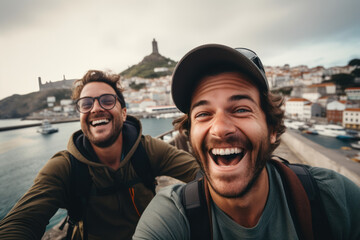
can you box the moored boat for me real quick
[36,120,58,135]
[313,124,347,137]
[351,141,360,150]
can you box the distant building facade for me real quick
[38,75,76,91]
[285,97,311,120]
[343,108,360,129]
[327,100,346,124]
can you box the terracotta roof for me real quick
[344,108,360,112]
[307,83,335,88]
[345,87,360,91]
[287,98,310,102]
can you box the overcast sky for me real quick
[0,0,359,100]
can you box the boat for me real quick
[304,128,318,135]
[37,120,58,134]
[336,135,355,140]
[351,141,360,150]
[284,120,308,130]
[313,124,347,137]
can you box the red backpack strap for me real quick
[269,159,314,240]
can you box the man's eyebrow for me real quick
[191,100,209,112]
[229,94,256,104]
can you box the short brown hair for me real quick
[72,70,126,107]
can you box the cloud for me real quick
[0,0,359,99]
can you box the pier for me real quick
[0,118,80,132]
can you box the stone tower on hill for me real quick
[120,39,177,79]
[152,38,159,54]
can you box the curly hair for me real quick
[173,75,285,154]
[72,70,126,108]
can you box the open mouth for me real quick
[90,118,110,127]
[209,147,244,167]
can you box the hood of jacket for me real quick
[66,115,143,184]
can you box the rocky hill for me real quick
[0,89,72,119]
[121,52,177,79]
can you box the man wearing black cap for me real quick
[133,44,360,239]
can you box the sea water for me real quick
[0,118,174,230]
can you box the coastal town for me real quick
[30,41,360,133]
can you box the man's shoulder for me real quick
[307,166,360,194]
[157,183,186,200]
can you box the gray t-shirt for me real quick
[133,163,360,240]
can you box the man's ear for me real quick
[270,132,276,144]
[122,107,127,120]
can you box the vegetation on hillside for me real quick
[121,53,177,79]
[323,73,360,91]
[0,89,72,119]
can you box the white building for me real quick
[343,108,360,130]
[285,98,311,120]
[139,99,156,110]
[302,83,337,102]
[345,87,360,101]
[47,96,56,107]
[303,102,322,120]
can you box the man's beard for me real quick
[83,114,123,148]
[191,134,273,199]
[91,123,123,148]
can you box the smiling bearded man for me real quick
[0,70,200,240]
[189,72,275,199]
[133,44,360,240]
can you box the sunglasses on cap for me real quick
[235,48,266,76]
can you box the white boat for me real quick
[313,124,347,137]
[351,141,360,150]
[284,120,308,130]
[37,120,58,135]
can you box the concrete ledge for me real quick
[282,130,360,186]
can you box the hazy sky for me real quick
[1,0,359,100]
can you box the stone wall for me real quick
[281,130,360,186]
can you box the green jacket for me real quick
[0,116,199,240]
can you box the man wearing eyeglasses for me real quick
[0,70,199,239]
[133,44,360,239]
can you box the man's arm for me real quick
[133,184,190,240]
[142,135,200,182]
[0,152,71,239]
[310,167,360,240]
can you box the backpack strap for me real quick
[182,175,213,240]
[270,159,314,240]
[64,152,92,240]
[270,157,333,240]
[130,141,156,194]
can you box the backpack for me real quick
[181,156,333,240]
[59,142,156,240]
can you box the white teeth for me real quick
[211,148,242,156]
[92,119,109,125]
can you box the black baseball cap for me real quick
[171,44,269,113]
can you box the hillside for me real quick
[121,52,177,79]
[0,89,72,119]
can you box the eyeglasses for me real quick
[235,48,266,76]
[76,94,120,113]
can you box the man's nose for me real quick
[91,99,103,112]
[209,111,236,138]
